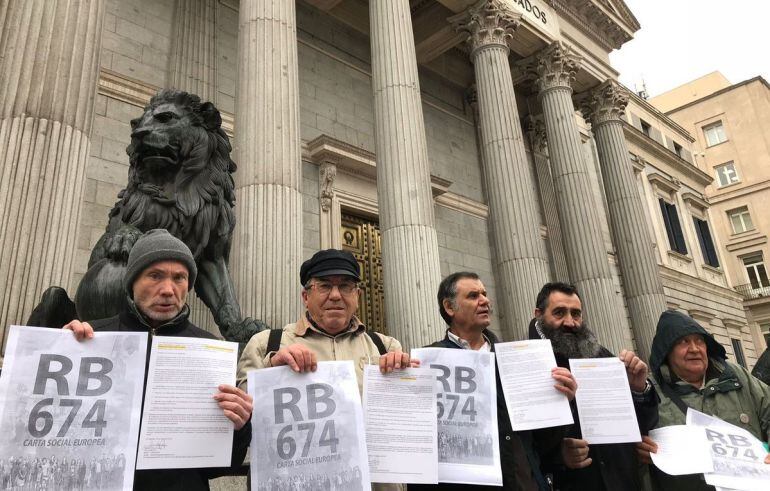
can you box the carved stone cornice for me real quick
[525,116,548,155]
[318,161,337,212]
[450,0,522,57]
[581,80,629,127]
[525,42,581,94]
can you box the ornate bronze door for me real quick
[340,214,386,335]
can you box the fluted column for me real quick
[370,0,444,349]
[451,0,550,341]
[169,0,217,102]
[232,0,302,330]
[0,0,105,350]
[527,42,629,352]
[582,81,666,359]
[526,117,568,282]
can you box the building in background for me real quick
[651,73,770,353]
[0,0,758,370]
[622,90,756,367]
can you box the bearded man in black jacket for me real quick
[529,282,658,491]
[63,229,252,490]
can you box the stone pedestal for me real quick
[0,0,106,350]
[232,0,302,330]
[529,42,629,352]
[370,0,444,348]
[452,1,550,341]
[169,0,217,102]
[583,81,667,359]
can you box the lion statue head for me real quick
[114,89,236,259]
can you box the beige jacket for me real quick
[237,314,404,491]
[236,314,402,393]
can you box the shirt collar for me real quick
[296,311,365,337]
[447,329,491,352]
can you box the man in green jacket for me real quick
[637,310,770,490]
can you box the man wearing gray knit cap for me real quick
[63,229,252,490]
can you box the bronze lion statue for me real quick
[29,90,267,344]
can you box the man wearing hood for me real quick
[638,310,770,490]
[529,282,658,491]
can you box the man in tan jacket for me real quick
[237,249,413,491]
[237,248,415,392]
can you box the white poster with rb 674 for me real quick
[0,325,147,491]
[247,361,370,491]
[411,347,502,487]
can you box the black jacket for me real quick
[752,347,770,386]
[528,319,658,491]
[411,329,551,491]
[91,303,251,491]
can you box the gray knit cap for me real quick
[124,229,197,296]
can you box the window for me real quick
[693,218,719,267]
[659,198,688,254]
[673,141,684,158]
[762,323,770,348]
[715,162,739,187]
[731,339,747,368]
[703,121,727,146]
[744,254,770,289]
[728,206,754,234]
[640,119,652,137]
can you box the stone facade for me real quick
[0,0,759,370]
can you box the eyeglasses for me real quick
[307,281,359,295]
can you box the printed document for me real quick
[648,425,713,475]
[569,357,641,444]
[495,340,573,431]
[363,366,438,484]
[137,336,238,469]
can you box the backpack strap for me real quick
[366,331,388,356]
[266,328,283,355]
[658,380,691,415]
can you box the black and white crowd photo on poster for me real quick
[0,453,127,490]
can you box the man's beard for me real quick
[540,320,603,359]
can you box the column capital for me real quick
[581,80,630,127]
[526,42,580,94]
[451,0,522,57]
[525,116,548,155]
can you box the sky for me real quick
[609,0,770,98]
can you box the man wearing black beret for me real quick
[237,248,415,395]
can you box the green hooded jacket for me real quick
[646,310,770,491]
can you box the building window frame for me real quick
[640,118,653,138]
[703,121,727,147]
[658,198,688,255]
[692,217,720,268]
[743,253,770,290]
[731,338,747,368]
[715,161,740,188]
[728,206,755,234]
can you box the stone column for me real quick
[369,0,444,349]
[528,42,629,352]
[232,0,302,330]
[526,117,569,283]
[0,0,106,350]
[451,0,550,341]
[582,81,667,359]
[169,0,217,102]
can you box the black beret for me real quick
[300,249,360,285]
